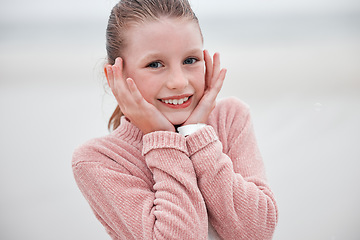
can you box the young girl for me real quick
[72,0,278,239]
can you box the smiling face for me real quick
[121,17,205,125]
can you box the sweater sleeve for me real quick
[186,99,278,240]
[72,131,207,240]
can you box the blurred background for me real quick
[1,0,359,239]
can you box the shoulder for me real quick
[207,97,252,151]
[208,97,251,126]
[71,136,136,186]
[219,96,250,111]
[72,133,132,170]
[72,136,111,167]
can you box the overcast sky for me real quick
[1,0,360,24]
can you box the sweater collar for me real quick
[111,116,144,147]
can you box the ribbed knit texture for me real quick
[72,97,278,239]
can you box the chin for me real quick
[168,118,187,126]
[166,113,190,126]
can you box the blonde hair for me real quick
[106,0,202,131]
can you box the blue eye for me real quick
[184,58,197,65]
[147,62,163,68]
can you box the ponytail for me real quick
[108,105,122,131]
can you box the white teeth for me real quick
[161,97,189,105]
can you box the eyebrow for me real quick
[140,48,203,63]
[186,48,203,56]
[140,53,163,63]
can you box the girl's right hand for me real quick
[105,57,175,134]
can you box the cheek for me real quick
[122,63,158,102]
[193,70,205,95]
[133,76,160,103]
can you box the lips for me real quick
[159,95,192,109]
[161,96,189,105]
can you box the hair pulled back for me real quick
[106,0,201,131]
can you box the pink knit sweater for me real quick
[72,97,278,239]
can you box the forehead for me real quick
[128,17,201,37]
[123,17,203,55]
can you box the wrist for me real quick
[177,123,207,136]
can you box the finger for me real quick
[108,58,132,112]
[112,57,131,96]
[126,78,144,105]
[213,68,227,92]
[205,68,227,102]
[211,52,221,87]
[113,57,124,83]
[204,50,213,88]
[113,78,138,116]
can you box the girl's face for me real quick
[121,18,205,126]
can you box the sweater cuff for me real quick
[186,126,218,156]
[142,131,188,156]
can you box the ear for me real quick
[104,64,111,88]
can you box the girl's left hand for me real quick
[182,50,227,125]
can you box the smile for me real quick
[161,97,189,105]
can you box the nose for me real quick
[166,66,189,90]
